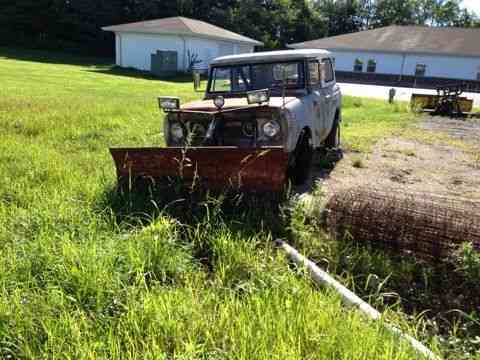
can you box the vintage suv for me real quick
[110,49,342,192]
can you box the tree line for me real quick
[0,0,478,57]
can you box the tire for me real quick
[325,115,341,149]
[288,130,313,185]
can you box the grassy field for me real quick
[0,47,435,359]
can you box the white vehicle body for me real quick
[204,49,342,152]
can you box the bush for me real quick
[453,242,480,283]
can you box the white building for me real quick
[102,17,263,73]
[289,26,480,82]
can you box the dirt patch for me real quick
[316,117,480,201]
[420,117,480,147]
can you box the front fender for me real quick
[281,109,300,153]
[282,98,310,152]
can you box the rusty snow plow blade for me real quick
[110,147,289,192]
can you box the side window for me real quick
[321,58,334,83]
[212,68,231,92]
[308,61,320,85]
[415,64,426,77]
[367,59,376,73]
[353,58,363,72]
[477,66,480,81]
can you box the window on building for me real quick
[367,59,377,73]
[308,61,320,85]
[415,64,427,77]
[477,72,480,81]
[321,58,335,83]
[353,58,363,72]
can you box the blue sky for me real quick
[462,0,480,15]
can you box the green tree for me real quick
[432,0,461,26]
[371,0,417,26]
[454,8,478,27]
[314,0,363,36]
[1,0,478,56]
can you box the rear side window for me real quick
[321,58,334,83]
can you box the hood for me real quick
[181,97,299,112]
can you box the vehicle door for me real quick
[320,58,338,138]
[305,59,324,148]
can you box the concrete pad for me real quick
[338,82,480,107]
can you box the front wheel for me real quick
[325,116,341,149]
[288,130,313,185]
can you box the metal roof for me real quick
[211,49,332,66]
[102,17,263,46]
[289,26,480,57]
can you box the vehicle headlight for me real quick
[170,123,184,141]
[263,120,281,138]
[158,97,180,111]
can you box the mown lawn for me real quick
[0,47,429,359]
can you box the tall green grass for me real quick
[341,96,414,152]
[0,47,430,359]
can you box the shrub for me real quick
[453,242,480,283]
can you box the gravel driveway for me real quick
[317,117,480,202]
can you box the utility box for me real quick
[151,51,178,78]
[193,71,201,91]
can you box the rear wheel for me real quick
[288,130,313,185]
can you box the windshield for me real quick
[209,61,305,94]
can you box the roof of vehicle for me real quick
[211,49,332,66]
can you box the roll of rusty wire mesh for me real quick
[325,187,480,261]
